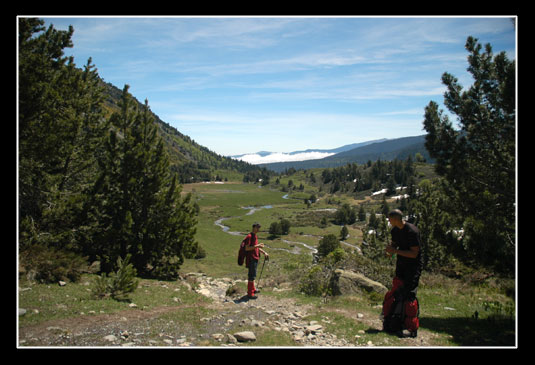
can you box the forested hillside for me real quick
[100,81,264,184]
[18,18,267,282]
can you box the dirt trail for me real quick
[19,273,431,347]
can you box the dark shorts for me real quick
[248,259,258,281]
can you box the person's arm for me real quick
[385,244,419,259]
[259,248,269,258]
[245,242,264,251]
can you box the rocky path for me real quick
[19,272,391,347]
[187,273,359,347]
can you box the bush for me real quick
[269,218,291,237]
[317,234,340,258]
[280,218,291,235]
[269,221,282,237]
[327,247,347,263]
[19,244,88,283]
[299,265,330,296]
[299,248,347,297]
[91,254,139,301]
[334,203,357,225]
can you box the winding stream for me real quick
[213,202,318,255]
[213,194,362,256]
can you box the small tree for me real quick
[91,254,139,301]
[340,225,349,241]
[317,234,340,259]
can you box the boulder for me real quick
[330,269,387,295]
[233,331,256,342]
[103,334,117,342]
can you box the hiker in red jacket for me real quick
[243,223,269,299]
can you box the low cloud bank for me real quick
[233,151,335,165]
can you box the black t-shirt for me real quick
[391,222,424,280]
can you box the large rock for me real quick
[330,269,387,295]
[233,331,256,342]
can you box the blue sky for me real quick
[41,16,516,156]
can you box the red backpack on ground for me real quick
[382,277,420,335]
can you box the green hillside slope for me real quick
[101,81,263,183]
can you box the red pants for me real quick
[382,277,419,332]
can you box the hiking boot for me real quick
[400,329,417,338]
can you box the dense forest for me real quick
[18,18,206,281]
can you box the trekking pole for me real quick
[257,256,267,289]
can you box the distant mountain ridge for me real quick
[256,135,432,172]
[102,81,430,177]
[231,139,388,165]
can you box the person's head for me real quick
[387,209,404,228]
[252,223,261,233]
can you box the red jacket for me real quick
[244,233,259,262]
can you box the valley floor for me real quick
[18,181,516,348]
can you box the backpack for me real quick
[382,292,420,334]
[382,296,405,333]
[238,239,247,266]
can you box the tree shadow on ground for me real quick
[419,316,515,346]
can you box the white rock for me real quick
[103,335,117,342]
[306,324,323,333]
[211,333,225,341]
[233,331,256,342]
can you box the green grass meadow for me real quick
[20,179,516,347]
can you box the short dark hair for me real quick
[252,222,261,228]
[388,209,403,220]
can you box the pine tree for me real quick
[423,36,515,273]
[357,205,366,222]
[87,85,197,277]
[19,19,107,256]
[91,254,139,301]
[340,225,349,240]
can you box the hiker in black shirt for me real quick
[387,210,423,294]
[382,209,423,337]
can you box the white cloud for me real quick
[234,151,336,165]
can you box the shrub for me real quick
[91,254,139,301]
[19,244,88,283]
[280,218,291,235]
[269,221,282,237]
[317,234,340,258]
[299,265,330,296]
